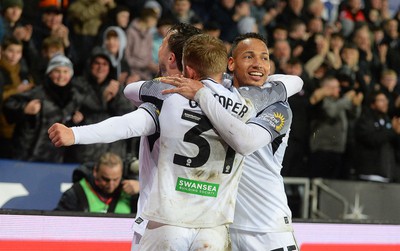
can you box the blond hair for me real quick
[183,34,227,79]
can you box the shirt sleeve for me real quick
[72,105,158,144]
[124,79,173,110]
[123,81,146,106]
[194,87,272,156]
[267,74,303,98]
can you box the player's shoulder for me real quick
[238,83,287,113]
[201,78,237,96]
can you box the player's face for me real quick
[228,38,270,88]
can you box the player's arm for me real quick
[161,74,303,106]
[123,81,145,106]
[124,79,174,107]
[194,88,289,156]
[267,74,303,99]
[193,88,266,155]
[48,103,159,147]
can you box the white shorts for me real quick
[130,231,142,251]
[230,228,298,251]
[137,224,231,251]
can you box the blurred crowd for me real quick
[0,0,400,184]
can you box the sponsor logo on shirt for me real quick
[274,112,286,132]
[175,177,219,197]
[261,111,286,132]
[135,217,144,224]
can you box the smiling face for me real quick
[228,38,270,88]
[91,56,110,83]
[49,66,72,86]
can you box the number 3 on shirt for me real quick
[173,110,235,174]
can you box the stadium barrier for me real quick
[1,159,400,250]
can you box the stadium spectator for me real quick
[268,24,288,48]
[336,42,368,99]
[32,5,70,52]
[100,26,130,84]
[55,152,138,213]
[170,0,200,24]
[0,0,26,43]
[151,17,175,65]
[354,90,400,182]
[237,16,257,34]
[303,32,341,78]
[31,6,75,83]
[287,18,308,59]
[329,32,345,68]
[382,19,400,85]
[277,0,307,28]
[203,20,221,38]
[124,7,159,81]
[309,75,363,179]
[271,39,291,73]
[352,24,383,89]
[63,47,135,163]
[0,0,38,71]
[97,4,130,37]
[282,57,315,178]
[2,54,82,162]
[67,0,116,76]
[0,36,34,158]
[339,0,366,38]
[306,16,325,36]
[208,0,247,44]
[248,0,274,39]
[363,0,391,28]
[375,69,400,118]
[34,36,65,84]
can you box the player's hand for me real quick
[122,179,140,195]
[48,123,75,147]
[160,76,204,100]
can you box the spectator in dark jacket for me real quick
[64,47,136,163]
[354,90,400,182]
[3,54,83,162]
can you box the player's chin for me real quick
[245,79,264,87]
[247,76,265,87]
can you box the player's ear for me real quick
[227,57,235,72]
[169,52,176,64]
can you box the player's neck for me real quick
[207,73,223,84]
